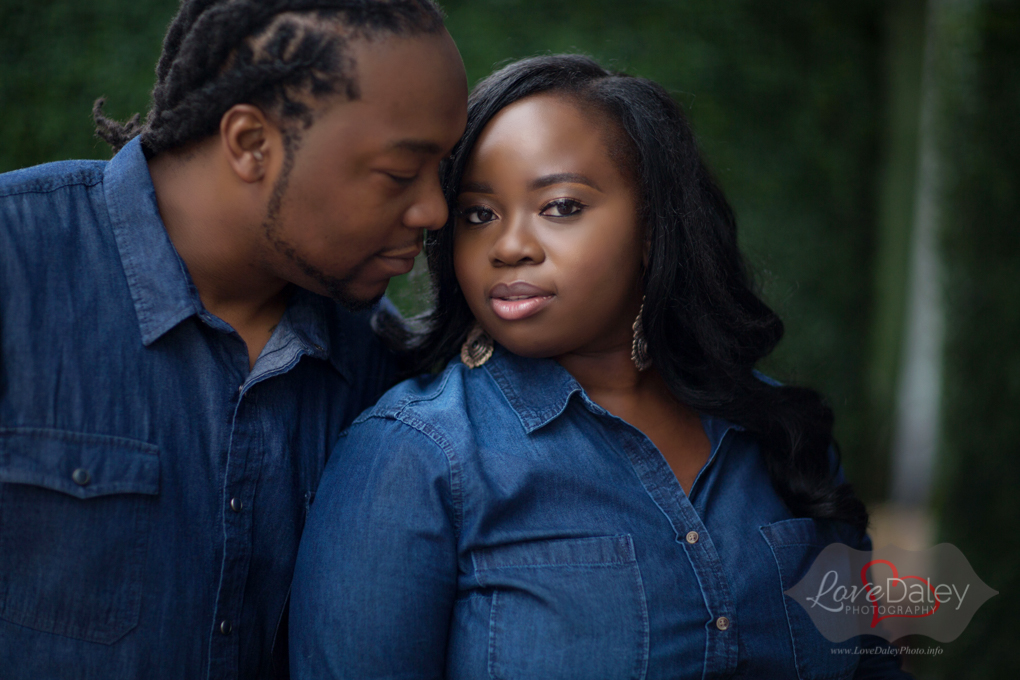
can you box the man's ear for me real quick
[220,104,279,183]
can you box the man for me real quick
[0,1,467,677]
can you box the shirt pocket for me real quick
[472,534,649,680]
[759,518,858,680]
[0,428,160,644]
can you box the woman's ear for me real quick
[219,104,278,183]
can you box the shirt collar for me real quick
[481,344,742,452]
[104,137,202,346]
[103,137,353,380]
[273,287,354,382]
[482,345,582,433]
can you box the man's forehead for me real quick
[308,31,465,154]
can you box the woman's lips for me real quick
[490,296,554,320]
[488,281,554,321]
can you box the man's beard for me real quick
[261,130,382,312]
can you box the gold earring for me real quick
[460,324,494,369]
[631,299,651,371]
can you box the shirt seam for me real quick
[0,172,104,198]
[391,410,464,543]
[350,410,464,543]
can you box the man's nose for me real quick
[403,172,449,231]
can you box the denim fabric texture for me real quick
[0,138,398,679]
[290,346,909,679]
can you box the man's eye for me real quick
[540,198,584,218]
[387,173,417,186]
[460,206,497,225]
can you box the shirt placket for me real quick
[612,421,740,679]
[207,382,264,680]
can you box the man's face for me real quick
[261,30,467,307]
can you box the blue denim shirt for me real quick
[0,138,397,679]
[291,347,909,679]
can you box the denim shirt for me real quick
[0,138,397,679]
[290,347,909,680]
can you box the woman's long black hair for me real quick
[411,54,867,535]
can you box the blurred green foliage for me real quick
[917,2,1020,677]
[0,1,178,169]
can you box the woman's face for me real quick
[454,93,644,359]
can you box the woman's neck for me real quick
[556,344,646,397]
[556,345,711,495]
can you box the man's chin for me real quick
[322,279,385,312]
[286,255,386,311]
[333,291,384,312]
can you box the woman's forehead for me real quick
[462,93,630,188]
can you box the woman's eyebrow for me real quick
[529,172,602,192]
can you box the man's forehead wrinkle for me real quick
[387,139,443,155]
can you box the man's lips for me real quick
[488,281,555,321]
[376,244,421,275]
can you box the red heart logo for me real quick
[861,559,940,628]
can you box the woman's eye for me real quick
[460,206,497,225]
[540,198,584,218]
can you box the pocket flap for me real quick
[0,428,159,499]
[760,517,821,549]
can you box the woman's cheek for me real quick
[453,242,487,307]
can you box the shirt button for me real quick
[716,616,731,631]
[72,468,91,486]
[314,344,325,353]
[230,498,243,513]
[685,531,699,544]
[219,620,232,635]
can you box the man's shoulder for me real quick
[303,297,404,407]
[0,160,107,199]
[322,298,394,357]
[0,160,111,248]
[0,160,117,273]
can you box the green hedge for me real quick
[919,3,1020,676]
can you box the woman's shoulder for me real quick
[326,363,479,487]
[357,359,462,412]
[349,358,507,440]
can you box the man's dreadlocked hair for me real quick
[93,0,444,156]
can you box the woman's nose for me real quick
[489,216,544,267]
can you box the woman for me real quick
[290,55,909,679]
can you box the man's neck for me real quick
[147,141,289,367]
